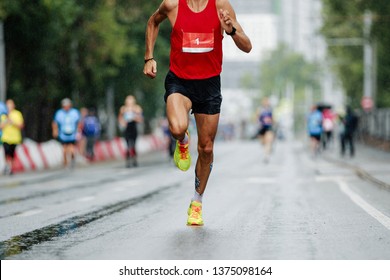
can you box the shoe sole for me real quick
[187,223,204,227]
[176,164,190,172]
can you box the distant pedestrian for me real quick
[0,101,7,142]
[78,107,88,157]
[81,108,101,161]
[257,98,274,163]
[52,98,81,168]
[307,105,323,157]
[0,100,24,175]
[340,106,358,157]
[321,107,335,150]
[118,95,143,168]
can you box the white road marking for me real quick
[16,209,43,217]
[317,176,390,231]
[77,196,95,202]
[337,179,390,231]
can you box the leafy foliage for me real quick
[321,0,390,108]
[259,45,320,100]
[2,0,170,141]
[258,45,321,133]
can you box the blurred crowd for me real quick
[0,95,144,175]
[307,104,358,158]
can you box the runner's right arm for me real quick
[143,0,176,79]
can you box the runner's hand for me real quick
[143,59,157,79]
[218,9,235,34]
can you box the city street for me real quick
[1,139,390,260]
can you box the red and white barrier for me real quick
[0,134,166,174]
[92,134,167,162]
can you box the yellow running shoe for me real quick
[187,200,204,226]
[174,131,191,171]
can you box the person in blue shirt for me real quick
[307,105,323,157]
[81,108,101,161]
[52,98,81,168]
[0,101,8,143]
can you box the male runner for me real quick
[144,0,252,226]
[52,98,81,168]
[257,98,274,164]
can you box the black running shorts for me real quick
[310,134,321,141]
[3,143,17,158]
[164,70,222,115]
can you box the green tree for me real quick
[259,45,320,100]
[2,0,170,141]
[258,45,321,133]
[321,0,390,108]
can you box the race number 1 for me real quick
[182,31,214,53]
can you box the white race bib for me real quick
[182,31,214,53]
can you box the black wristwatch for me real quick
[226,26,236,36]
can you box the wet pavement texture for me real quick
[1,139,390,259]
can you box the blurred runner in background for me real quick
[307,105,323,158]
[0,101,8,143]
[52,98,81,169]
[257,97,274,164]
[81,108,101,161]
[0,100,24,175]
[321,107,335,150]
[118,95,143,168]
[78,107,88,158]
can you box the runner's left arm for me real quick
[217,0,252,53]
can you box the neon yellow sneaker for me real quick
[187,200,204,226]
[174,131,191,171]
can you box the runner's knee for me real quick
[198,141,214,158]
[169,121,187,140]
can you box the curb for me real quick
[323,155,390,191]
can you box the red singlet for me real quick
[170,0,223,80]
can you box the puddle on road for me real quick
[0,184,177,259]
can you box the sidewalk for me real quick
[323,141,390,189]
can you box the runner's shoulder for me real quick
[216,0,232,9]
[161,0,178,13]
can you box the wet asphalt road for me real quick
[1,139,390,260]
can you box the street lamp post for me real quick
[363,10,374,110]
[326,10,376,110]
